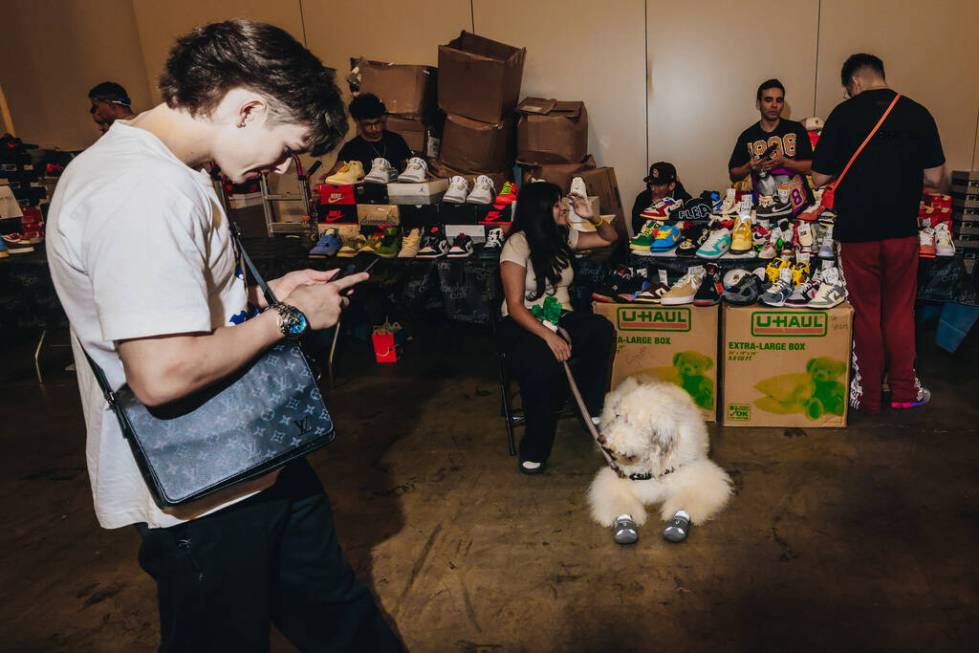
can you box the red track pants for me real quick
[838,236,919,412]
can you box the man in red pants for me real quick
[812,53,945,414]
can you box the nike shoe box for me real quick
[592,302,720,422]
[440,203,478,225]
[317,204,358,225]
[356,204,400,226]
[475,203,512,226]
[721,303,853,428]
[438,31,525,124]
[354,182,389,205]
[386,178,448,205]
[516,97,588,165]
[317,183,356,205]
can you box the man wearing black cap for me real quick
[728,79,813,210]
[88,82,135,134]
[631,162,692,234]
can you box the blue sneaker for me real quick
[649,223,682,252]
[309,228,341,258]
[696,226,732,259]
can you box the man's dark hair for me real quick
[159,19,347,156]
[88,81,131,108]
[349,93,386,121]
[841,53,886,87]
[756,79,785,101]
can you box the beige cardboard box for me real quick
[356,60,436,120]
[721,304,853,428]
[593,303,719,422]
[356,203,400,226]
[439,113,515,173]
[516,97,588,165]
[385,115,427,154]
[438,31,525,124]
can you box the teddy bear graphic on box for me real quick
[752,356,847,420]
[644,350,715,410]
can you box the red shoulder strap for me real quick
[832,93,901,188]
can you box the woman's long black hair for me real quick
[507,182,572,301]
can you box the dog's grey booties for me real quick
[613,514,639,545]
[663,510,691,543]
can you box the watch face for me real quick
[287,310,308,336]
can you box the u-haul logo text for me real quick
[751,311,827,337]
[617,307,691,332]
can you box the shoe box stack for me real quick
[355,58,438,157]
[917,190,956,259]
[429,31,526,241]
[1,135,48,254]
[951,170,979,266]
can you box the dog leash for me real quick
[556,326,625,477]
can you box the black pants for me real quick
[136,460,404,653]
[499,311,615,463]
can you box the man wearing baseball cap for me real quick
[631,161,691,234]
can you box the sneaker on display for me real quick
[919,227,937,258]
[791,260,811,285]
[934,222,955,257]
[479,227,505,259]
[723,268,765,305]
[616,273,649,303]
[398,228,422,258]
[786,270,822,307]
[738,194,753,214]
[756,194,790,221]
[364,158,397,184]
[569,176,588,199]
[797,222,815,248]
[633,267,671,303]
[730,214,754,254]
[592,266,636,303]
[661,266,706,306]
[325,160,365,185]
[761,266,795,307]
[337,234,367,257]
[693,263,723,306]
[640,197,681,221]
[443,176,470,204]
[818,225,835,260]
[416,226,448,259]
[373,225,402,258]
[765,256,791,284]
[397,157,429,183]
[467,175,496,204]
[722,268,748,290]
[675,223,707,257]
[650,223,683,252]
[807,266,846,309]
[447,233,474,258]
[695,227,731,259]
[630,220,660,252]
[719,189,738,215]
[309,228,342,258]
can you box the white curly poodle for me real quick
[588,376,732,544]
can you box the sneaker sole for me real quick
[660,295,695,306]
[692,298,719,306]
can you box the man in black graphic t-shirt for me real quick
[812,53,945,415]
[729,79,813,210]
[329,93,412,175]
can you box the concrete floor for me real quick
[1,319,978,652]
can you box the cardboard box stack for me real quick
[951,170,979,263]
[356,59,437,156]
[593,303,719,422]
[721,304,853,428]
[435,31,524,198]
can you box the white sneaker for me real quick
[720,189,738,215]
[569,176,588,199]
[935,222,955,257]
[739,195,753,213]
[660,266,706,305]
[807,266,846,309]
[443,176,470,204]
[797,222,814,247]
[397,157,428,183]
[480,227,505,259]
[364,158,397,184]
[466,175,495,204]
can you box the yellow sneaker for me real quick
[765,256,791,284]
[730,214,754,253]
[791,260,811,285]
[337,234,366,257]
[325,160,365,185]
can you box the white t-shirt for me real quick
[500,229,578,317]
[47,121,275,529]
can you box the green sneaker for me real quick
[630,220,659,251]
[373,225,402,258]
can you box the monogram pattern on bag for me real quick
[115,341,334,504]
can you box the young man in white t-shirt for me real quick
[47,20,403,651]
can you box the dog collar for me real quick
[625,467,676,482]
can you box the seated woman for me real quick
[631,162,692,234]
[499,182,619,474]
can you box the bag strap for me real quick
[81,221,278,402]
[833,93,901,188]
